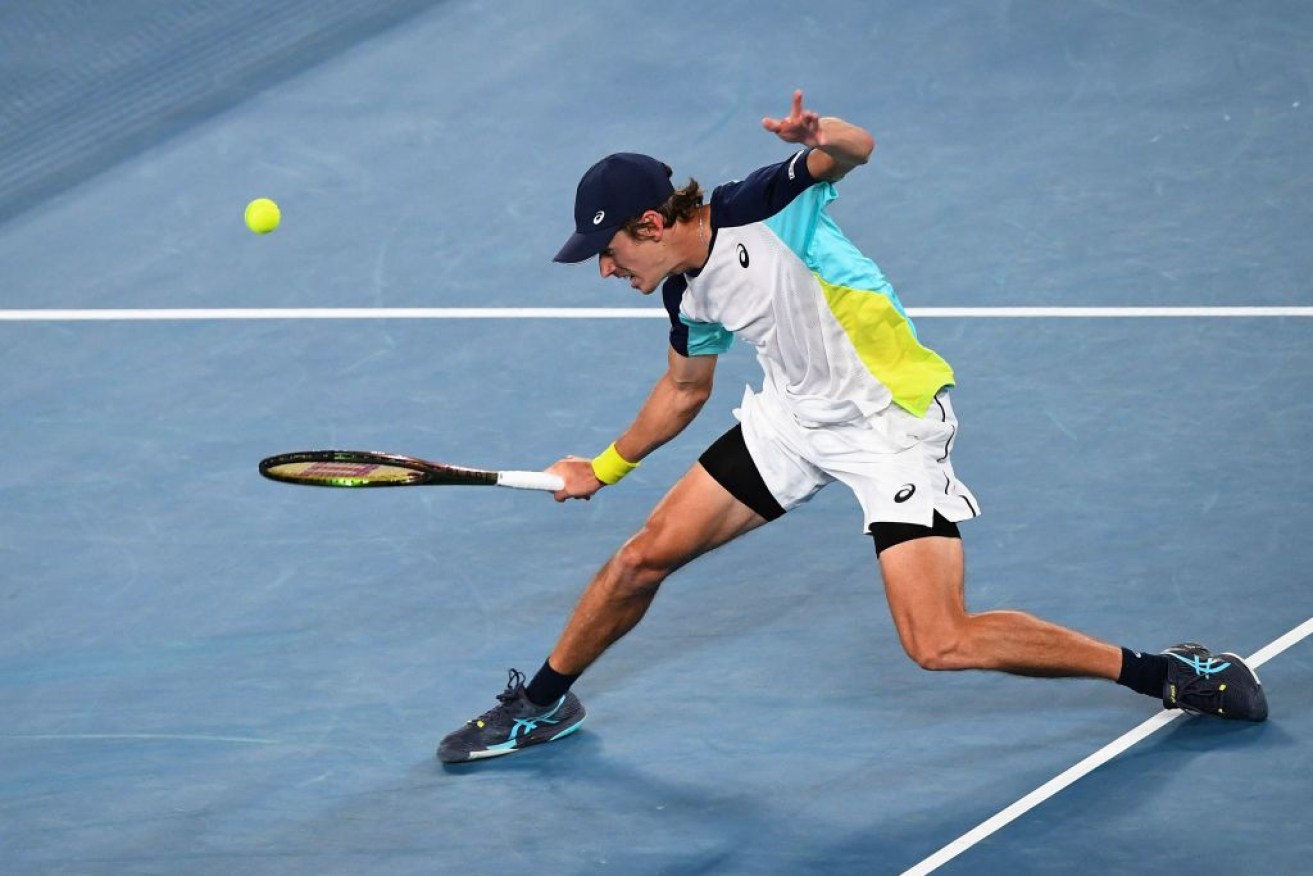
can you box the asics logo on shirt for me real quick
[894,484,916,503]
[737,244,750,268]
[787,149,805,180]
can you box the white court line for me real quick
[0,306,1312,321]
[3,733,279,745]
[0,307,667,321]
[902,615,1313,876]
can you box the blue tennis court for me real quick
[3,2,1310,873]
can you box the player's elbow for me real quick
[670,376,713,414]
[685,379,714,406]
[843,132,875,171]
[677,386,712,421]
[859,131,876,161]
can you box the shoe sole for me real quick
[440,717,585,764]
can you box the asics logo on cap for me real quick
[593,210,606,225]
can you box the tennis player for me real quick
[437,90,1267,763]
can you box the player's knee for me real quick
[901,629,968,672]
[609,537,671,596]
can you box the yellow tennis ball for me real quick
[244,198,281,234]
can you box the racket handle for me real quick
[496,470,565,492]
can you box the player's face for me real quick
[597,228,669,295]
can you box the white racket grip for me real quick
[496,470,565,492]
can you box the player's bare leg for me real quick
[877,535,1122,678]
[875,535,1266,720]
[549,462,769,674]
[437,463,768,763]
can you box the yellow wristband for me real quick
[591,442,640,485]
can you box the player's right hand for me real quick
[547,456,604,502]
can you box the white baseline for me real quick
[0,306,1312,321]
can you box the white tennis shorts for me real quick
[734,384,980,531]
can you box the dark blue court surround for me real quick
[2,2,1310,873]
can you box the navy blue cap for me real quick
[554,153,674,263]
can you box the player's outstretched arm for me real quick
[548,349,716,502]
[761,88,874,181]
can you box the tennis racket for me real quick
[258,450,564,491]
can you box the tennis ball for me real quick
[244,198,281,234]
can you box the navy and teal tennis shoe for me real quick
[1162,643,1268,722]
[437,669,585,763]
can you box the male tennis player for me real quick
[437,90,1267,763]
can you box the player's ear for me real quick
[636,210,665,241]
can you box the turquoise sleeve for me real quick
[680,315,734,355]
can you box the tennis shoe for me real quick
[437,669,585,763]
[1162,643,1267,722]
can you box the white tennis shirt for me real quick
[662,149,955,425]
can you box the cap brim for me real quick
[553,226,616,264]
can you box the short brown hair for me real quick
[620,177,704,237]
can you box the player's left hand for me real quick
[762,89,825,148]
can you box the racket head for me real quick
[259,450,466,488]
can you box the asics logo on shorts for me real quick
[894,484,916,503]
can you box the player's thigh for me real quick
[877,535,967,641]
[632,462,769,572]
